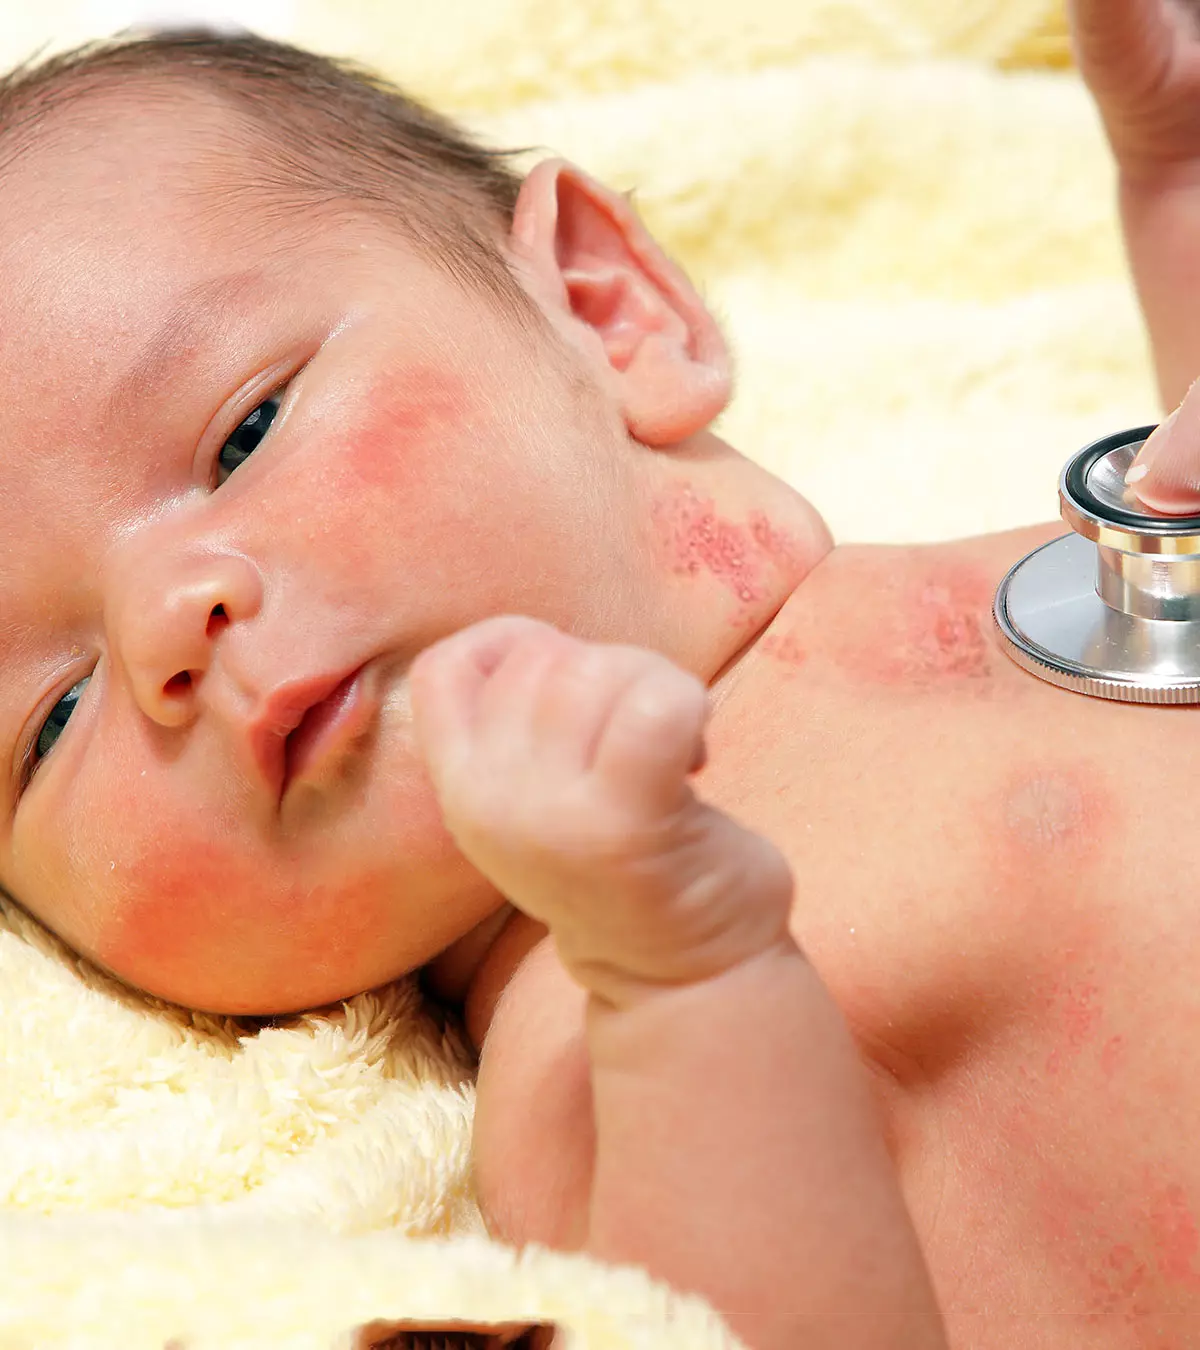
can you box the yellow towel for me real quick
[0,2,1159,1346]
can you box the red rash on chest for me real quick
[650,482,802,620]
[829,559,996,687]
[759,631,808,668]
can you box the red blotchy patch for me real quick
[759,631,808,668]
[748,511,802,570]
[652,483,762,602]
[1087,1243,1149,1314]
[349,365,468,490]
[1040,976,1104,1075]
[1060,980,1103,1049]
[650,484,802,616]
[831,561,996,687]
[1100,1034,1127,1079]
[902,582,993,680]
[1002,768,1094,855]
[1148,1182,1200,1287]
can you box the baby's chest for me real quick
[887,934,1200,1350]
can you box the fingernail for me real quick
[1127,402,1184,485]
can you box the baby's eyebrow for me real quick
[104,270,268,417]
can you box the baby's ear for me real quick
[509,158,731,446]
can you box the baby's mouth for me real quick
[247,665,377,802]
[280,666,376,797]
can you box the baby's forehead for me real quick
[0,93,364,372]
[3,85,267,244]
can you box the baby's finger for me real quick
[529,642,659,776]
[473,622,574,760]
[1126,378,1200,513]
[590,663,710,816]
[409,615,552,789]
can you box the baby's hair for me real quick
[0,28,534,312]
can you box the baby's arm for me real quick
[411,618,945,1350]
[1071,0,1200,407]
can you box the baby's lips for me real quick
[1125,381,1200,513]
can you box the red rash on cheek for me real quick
[96,843,391,1011]
[346,364,469,491]
[650,482,804,620]
[98,845,231,968]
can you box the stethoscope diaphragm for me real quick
[994,425,1200,703]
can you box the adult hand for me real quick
[1070,0,1200,175]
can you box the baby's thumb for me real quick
[1125,379,1200,513]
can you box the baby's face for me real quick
[0,101,652,1012]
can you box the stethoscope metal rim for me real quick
[994,425,1200,704]
[993,536,1200,704]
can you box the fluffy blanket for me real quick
[0,2,1160,1346]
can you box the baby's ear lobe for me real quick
[509,158,731,446]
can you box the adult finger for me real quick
[1126,377,1200,512]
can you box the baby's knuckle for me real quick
[551,644,628,703]
[622,665,705,729]
[443,775,516,840]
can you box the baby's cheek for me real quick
[287,364,501,591]
[344,365,468,489]
[317,363,469,503]
[91,830,393,1013]
[98,837,247,977]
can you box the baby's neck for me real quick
[426,436,834,1041]
[629,431,834,686]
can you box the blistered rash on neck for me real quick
[649,479,814,627]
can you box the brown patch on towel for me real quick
[351,1321,557,1349]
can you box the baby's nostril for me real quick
[164,671,193,698]
[206,604,228,639]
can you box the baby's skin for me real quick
[428,7,1200,1346]
[6,5,1200,1349]
[411,617,945,1350]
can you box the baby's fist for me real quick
[410,617,792,1006]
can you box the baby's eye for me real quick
[216,393,281,484]
[34,677,89,766]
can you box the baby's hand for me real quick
[1125,376,1200,511]
[1070,0,1200,175]
[410,616,793,1008]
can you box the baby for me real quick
[3,6,1200,1349]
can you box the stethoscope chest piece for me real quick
[994,426,1200,703]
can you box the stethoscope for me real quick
[994,425,1200,703]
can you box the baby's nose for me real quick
[111,548,263,728]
